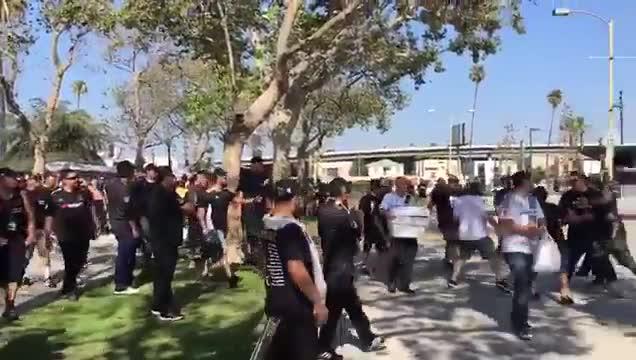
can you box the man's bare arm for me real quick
[287,260,322,305]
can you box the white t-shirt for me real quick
[498,192,544,254]
[453,195,488,241]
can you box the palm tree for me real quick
[546,89,563,174]
[468,64,485,147]
[72,80,88,109]
[561,111,587,172]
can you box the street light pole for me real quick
[553,8,616,179]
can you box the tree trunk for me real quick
[272,90,306,181]
[0,55,6,159]
[166,142,173,169]
[76,94,81,110]
[135,138,145,169]
[33,70,64,174]
[33,142,46,175]
[546,107,555,175]
[223,131,244,191]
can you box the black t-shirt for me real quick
[238,168,268,199]
[559,188,603,243]
[263,222,314,319]
[431,185,455,229]
[27,187,53,230]
[0,190,29,239]
[49,189,95,240]
[541,201,564,243]
[317,202,360,284]
[185,186,209,237]
[148,186,184,246]
[359,193,383,237]
[104,178,135,224]
[130,179,158,219]
[208,189,234,233]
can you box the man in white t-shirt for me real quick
[448,182,506,289]
[498,171,545,341]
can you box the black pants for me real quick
[569,242,617,283]
[504,252,533,332]
[59,238,90,293]
[152,241,178,313]
[389,237,418,289]
[113,223,140,289]
[266,314,317,360]
[318,283,374,351]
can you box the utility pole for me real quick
[617,90,624,144]
[520,140,526,171]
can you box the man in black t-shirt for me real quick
[185,171,210,263]
[46,169,95,300]
[559,174,621,296]
[147,166,195,321]
[105,161,141,295]
[428,177,460,266]
[262,179,327,360]
[130,163,159,264]
[0,168,36,321]
[317,178,384,359]
[359,179,387,258]
[239,156,269,263]
[24,176,56,287]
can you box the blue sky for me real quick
[15,0,636,158]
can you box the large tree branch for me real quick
[0,75,30,136]
[286,0,363,56]
[216,0,237,90]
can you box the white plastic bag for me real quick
[533,234,561,273]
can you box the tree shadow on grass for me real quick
[0,328,67,360]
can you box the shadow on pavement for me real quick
[344,243,636,359]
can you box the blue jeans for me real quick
[504,252,534,331]
[113,222,140,289]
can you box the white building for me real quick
[366,159,404,178]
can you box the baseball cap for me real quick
[0,167,18,179]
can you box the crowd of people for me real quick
[2,158,635,359]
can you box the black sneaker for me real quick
[22,277,33,286]
[496,280,513,295]
[516,328,533,341]
[45,278,58,288]
[447,280,459,289]
[388,283,397,294]
[2,308,19,322]
[61,289,80,301]
[228,275,240,289]
[159,312,184,322]
[398,288,416,295]
[363,336,386,352]
[317,350,343,360]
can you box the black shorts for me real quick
[0,239,27,284]
[449,237,496,261]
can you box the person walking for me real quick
[498,171,544,340]
[428,176,460,269]
[147,167,195,321]
[23,175,56,288]
[316,177,385,359]
[262,179,327,360]
[0,168,36,321]
[105,161,142,295]
[359,179,388,272]
[46,169,95,301]
[381,176,417,294]
[448,181,507,289]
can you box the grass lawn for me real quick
[0,266,265,360]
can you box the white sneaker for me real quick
[113,287,141,295]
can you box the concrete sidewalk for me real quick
[11,234,118,313]
[338,233,636,360]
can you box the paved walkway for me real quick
[339,228,636,360]
[11,235,118,312]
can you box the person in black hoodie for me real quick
[316,177,385,359]
[262,179,327,360]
